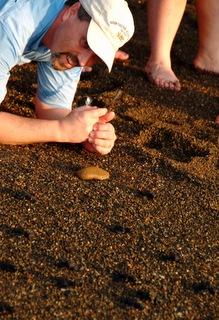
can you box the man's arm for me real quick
[0,111,60,144]
[0,102,109,145]
[35,94,117,155]
[0,95,116,155]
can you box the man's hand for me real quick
[58,106,110,144]
[35,95,116,154]
[114,50,129,61]
[82,111,116,155]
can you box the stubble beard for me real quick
[50,52,80,71]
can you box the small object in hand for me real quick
[75,166,110,180]
[84,96,93,106]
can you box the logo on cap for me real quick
[110,21,129,44]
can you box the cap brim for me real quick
[87,20,116,72]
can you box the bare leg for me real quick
[194,0,219,74]
[145,0,187,91]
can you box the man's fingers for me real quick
[82,66,92,73]
[76,106,108,118]
[88,136,115,151]
[98,111,115,123]
[115,50,129,61]
[76,107,115,124]
[89,126,116,140]
[90,107,109,119]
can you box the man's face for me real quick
[50,12,99,71]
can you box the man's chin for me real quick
[51,62,69,71]
[51,61,78,71]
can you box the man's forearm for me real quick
[0,104,115,150]
[0,112,60,144]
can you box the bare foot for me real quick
[194,54,219,74]
[215,115,219,124]
[144,62,181,91]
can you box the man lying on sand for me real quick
[0,0,134,154]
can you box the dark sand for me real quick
[0,1,218,319]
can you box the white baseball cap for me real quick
[79,0,135,72]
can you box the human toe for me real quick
[153,77,181,91]
[144,65,181,91]
[169,80,181,91]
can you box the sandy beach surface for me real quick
[0,1,218,319]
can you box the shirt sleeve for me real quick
[37,61,82,110]
[0,62,10,104]
[0,25,16,104]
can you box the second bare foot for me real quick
[144,62,181,91]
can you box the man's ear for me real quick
[62,2,81,20]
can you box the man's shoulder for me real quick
[0,0,66,20]
[0,0,66,56]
